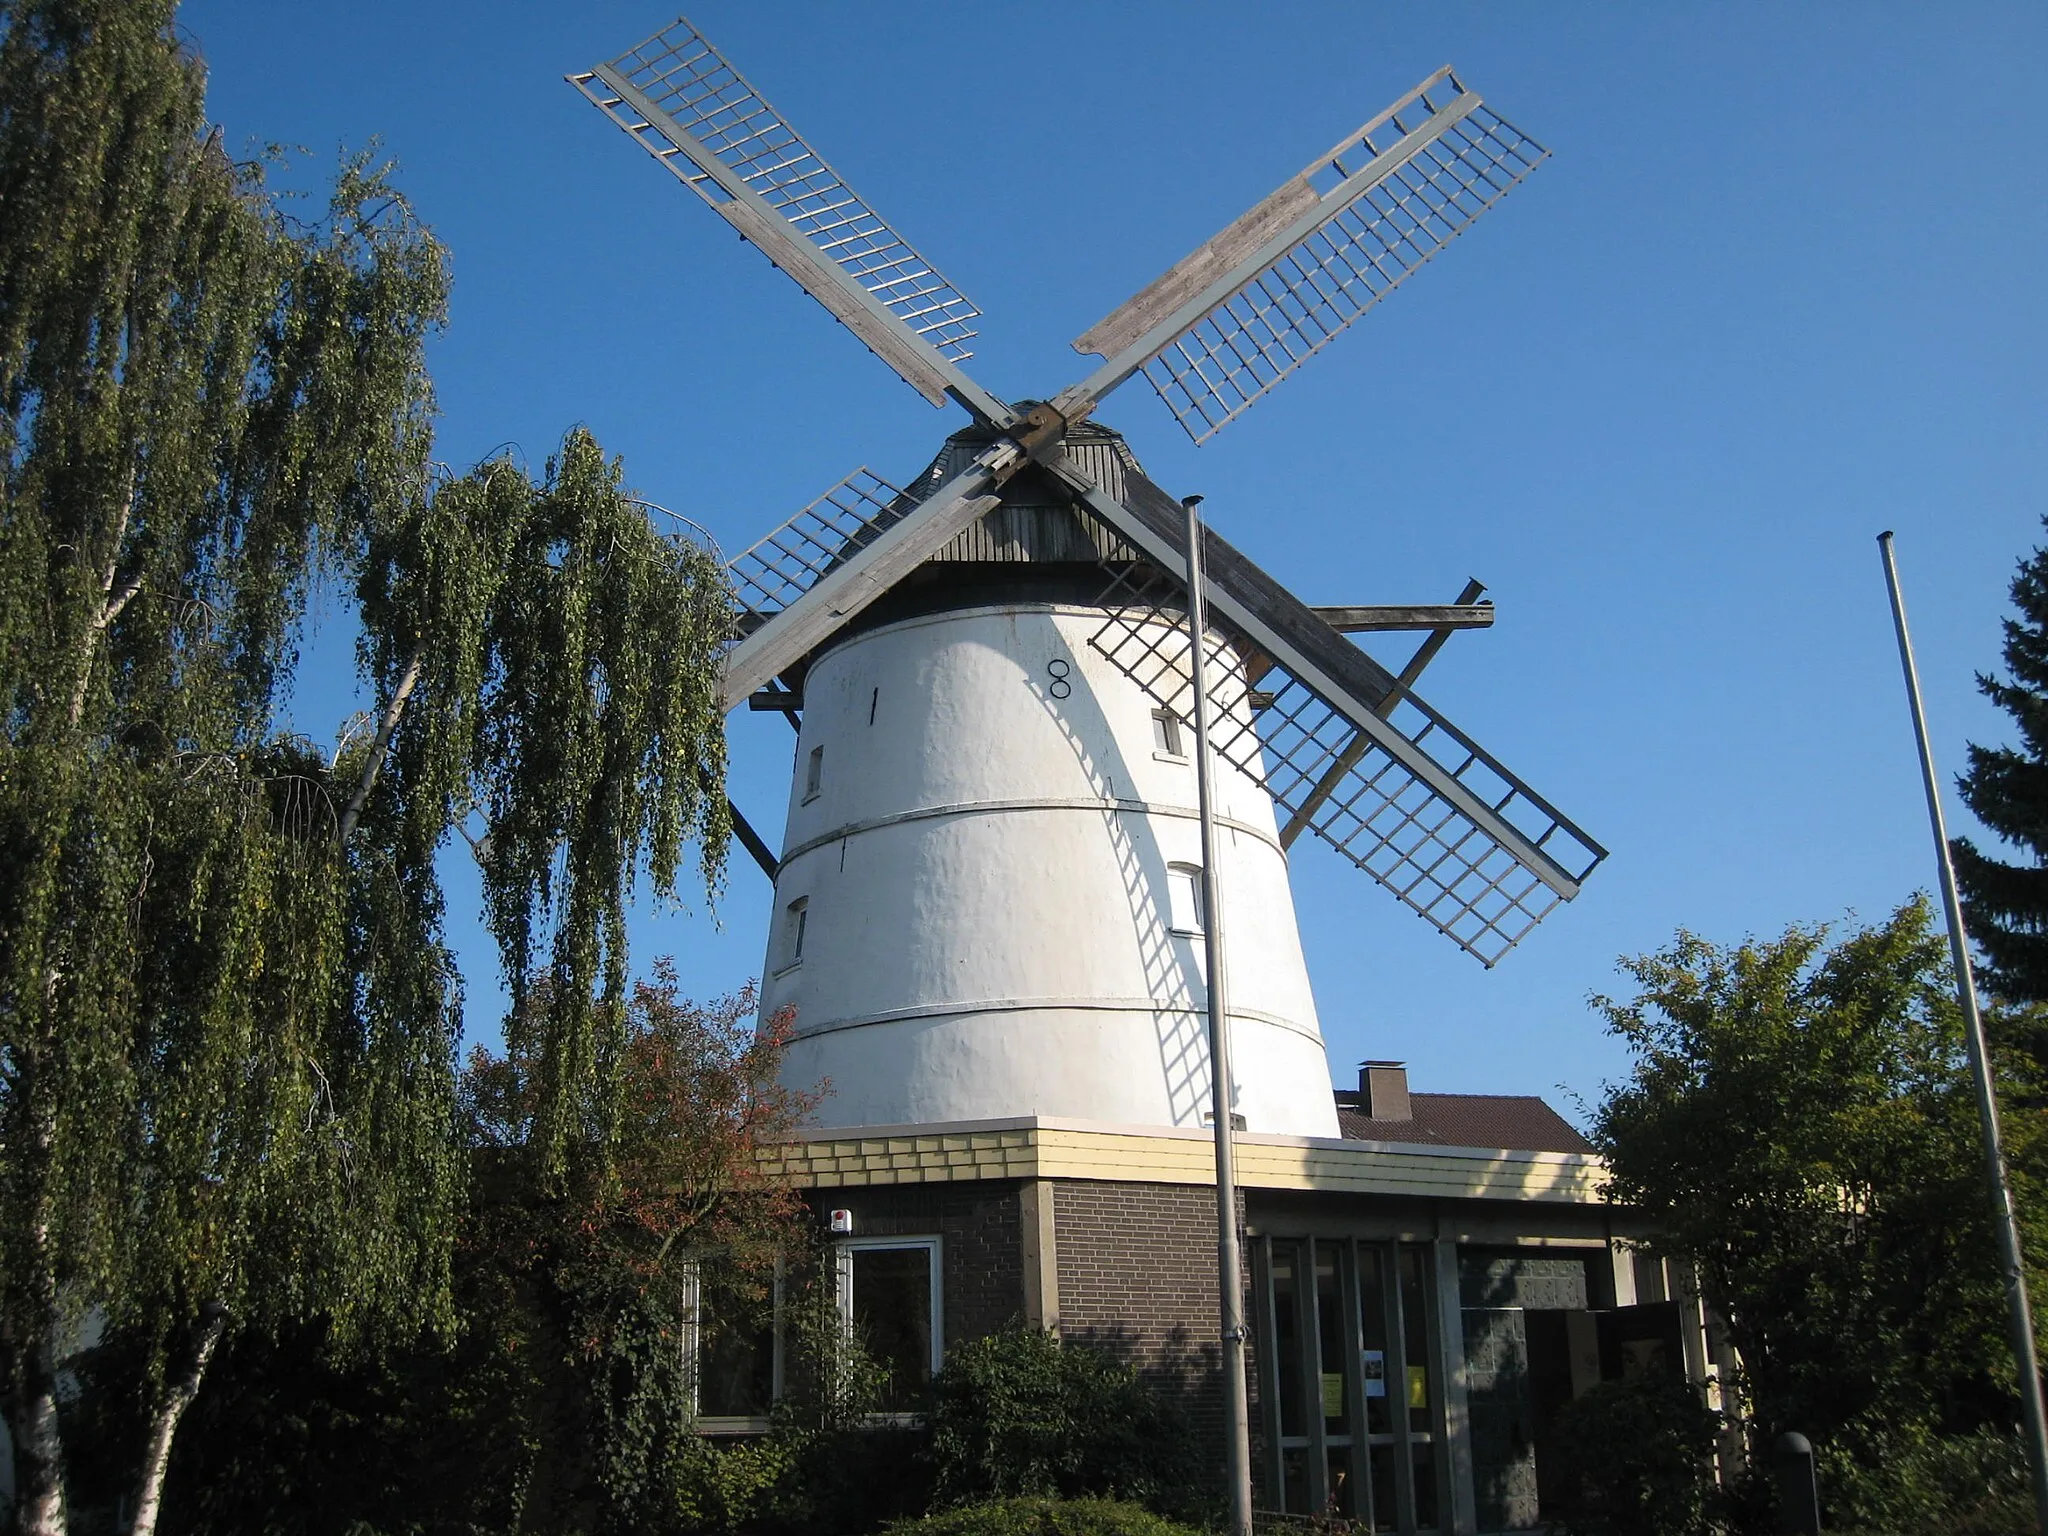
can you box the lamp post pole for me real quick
[1184,494,1254,1536]
[1877,530,2048,1536]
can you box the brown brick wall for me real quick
[1052,1179,1254,1463]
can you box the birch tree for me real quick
[0,3,732,1531]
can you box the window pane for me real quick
[1316,1243,1349,1436]
[1412,1442,1439,1529]
[1152,709,1183,755]
[698,1292,774,1418]
[1369,1443,1397,1531]
[1271,1241,1305,1440]
[785,899,807,966]
[1326,1446,1356,1518]
[1358,1245,1391,1437]
[1168,867,1204,934]
[1281,1448,1310,1515]
[1400,1245,1433,1433]
[851,1246,932,1412]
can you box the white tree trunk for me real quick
[64,472,141,732]
[9,1353,69,1536]
[126,1306,226,1536]
[336,646,425,844]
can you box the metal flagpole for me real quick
[1877,531,2048,1535]
[1183,494,1254,1536]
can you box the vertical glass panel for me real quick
[1358,1244,1391,1436]
[1316,1243,1349,1435]
[1282,1447,1310,1515]
[1168,865,1205,934]
[1369,1443,1398,1531]
[1272,1241,1305,1440]
[1325,1446,1356,1518]
[850,1246,931,1411]
[698,1279,775,1417]
[1400,1245,1434,1433]
[1412,1443,1440,1529]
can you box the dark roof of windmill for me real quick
[1331,1091,1593,1155]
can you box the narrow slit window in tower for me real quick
[803,745,824,802]
[1151,708,1185,760]
[782,897,808,971]
[1168,864,1204,935]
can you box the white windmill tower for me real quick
[569,20,1605,1139]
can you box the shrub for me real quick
[1822,1426,2035,1536]
[923,1325,1205,1516]
[883,1496,1205,1536]
[1543,1373,1725,1536]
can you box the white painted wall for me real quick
[762,602,1340,1138]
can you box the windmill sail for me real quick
[1052,458,1603,964]
[718,456,1012,710]
[570,18,1012,425]
[1062,68,1546,445]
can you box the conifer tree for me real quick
[0,3,732,1532]
[1956,523,2048,1018]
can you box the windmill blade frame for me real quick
[571,17,1016,426]
[1047,455,1604,962]
[1058,67,1547,445]
[719,451,1015,710]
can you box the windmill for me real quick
[568,17,1606,1138]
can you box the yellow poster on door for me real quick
[1407,1364,1427,1409]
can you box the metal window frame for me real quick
[684,1252,785,1436]
[836,1234,945,1387]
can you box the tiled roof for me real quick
[1333,1091,1593,1155]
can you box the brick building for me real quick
[698,1062,1710,1535]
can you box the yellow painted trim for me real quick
[757,1118,1604,1204]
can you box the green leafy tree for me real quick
[1542,1374,1724,1536]
[130,974,822,1536]
[0,3,731,1531]
[1589,900,2039,1518]
[1957,521,2048,1023]
[456,970,815,1533]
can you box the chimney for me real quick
[1359,1061,1411,1122]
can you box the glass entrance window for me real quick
[691,1255,779,1427]
[839,1238,940,1414]
[1259,1236,1444,1533]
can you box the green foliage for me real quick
[1957,515,2048,1022]
[1822,1426,2036,1536]
[1542,1374,1725,1536]
[1590,900,2038,1495]
[882,1497,1206,1536]
[924,1325,1204,1518]
[0,1,737,1526]
[144,977,821,1536]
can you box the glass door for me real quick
[1257,1236,1446,1532]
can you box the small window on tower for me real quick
[1167,864,1204,936]
[803,745,824,802]
[1151,709,1185,760]
[781,897,808,971]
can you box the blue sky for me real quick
[180,1,2048,1119]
